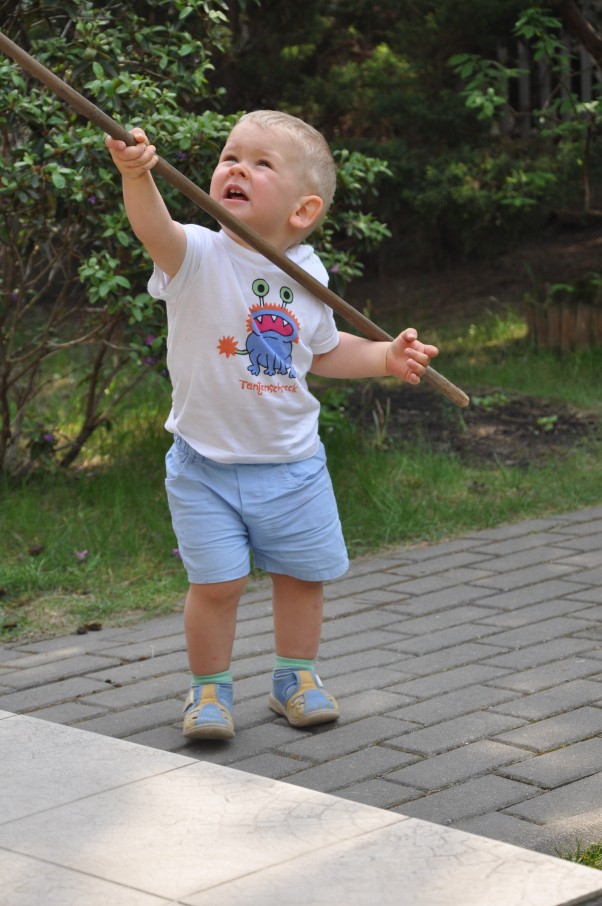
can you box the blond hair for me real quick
[236,110,337,221]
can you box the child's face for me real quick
[210,121,312,251]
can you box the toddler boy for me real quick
[106,110,438,740]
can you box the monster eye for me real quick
[280,286,294,305]
[252,278,269,299]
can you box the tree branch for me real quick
[548,0,602,66]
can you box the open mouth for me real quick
[255,314,294,336]
[225,186,248,201]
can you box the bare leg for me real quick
[270,573,324,659]
[184,577,247,675]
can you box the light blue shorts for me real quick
[165,436,349,584]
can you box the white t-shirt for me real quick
[148,225,340,463]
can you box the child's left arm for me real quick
[311,328,439,385]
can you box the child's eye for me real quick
[257,159,272,169]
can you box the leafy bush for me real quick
[0,0,392,473]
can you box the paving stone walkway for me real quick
[2,504,602,858]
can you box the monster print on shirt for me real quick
[217,278,301,379]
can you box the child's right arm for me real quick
[105,128,186,277]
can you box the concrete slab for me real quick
[2,713,602,906]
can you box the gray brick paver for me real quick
[506,772,602,824]
[390,537,486,560]
[390,642,510,678]
[2,503,602,862]
[479,616,594,650]
[321,609,402,637]
[388,664,511,698]
[483,637,599,670]
[453,812,551,852]
[389,684,515,726]
[386,584,492,613]
[281,745,418,793]
[389,605,501,636]
[557,551,602,569]
[0,654,123,689]
[184,722,315,766]
[477,598,588,629]
[71,698,183,737]
[388,622,506,656]
[318,629,404,659]
[395,775,542,825]
[470,579,594,612]
[226,752,313,778]
[384,739,530,790]
[490,679,602,721]
[280,715,418,761]
[87,650,190,684]
[500,737,602,789]
[28,700,109,724]
[335,689,418,719]
[323,571,407,598]
[471,532,576,557]
[572,602,602,620]
[474,563,578,591]
[567,567,602,586]
[562,517,602,536]
[0,677,107,712]
[494,706,602,753]
[101,636,188,661]
[6,628,130,655]
[318,647,407,675]
[333,778,421,809]
[568,588,602,604]
[384,711,526,756]
[78,671,189,708]
[389,551,491,576]
[322,665,416,696]
[486,656,602,693]
[477,546,582,573]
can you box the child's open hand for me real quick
[385,328,439,385]
[104,127,158,179]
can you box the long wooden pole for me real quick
[0,31,469,407]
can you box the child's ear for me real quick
[290,195,323,232]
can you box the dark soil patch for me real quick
[344,383,600,468]
[341,222,602,467]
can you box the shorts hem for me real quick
[186,570,249,585]
[253,557,349,583]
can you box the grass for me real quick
[559,841,602,870]
[0,380,187,639]
[426,308,602,410]
[1,310,602,642]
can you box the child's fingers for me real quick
[104,134,157,169]
[104,128,152,153]
[130,126,149,144]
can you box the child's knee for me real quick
[187,577,247,608]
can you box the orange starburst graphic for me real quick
[217,335,239,357]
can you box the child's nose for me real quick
[229,160,248,176]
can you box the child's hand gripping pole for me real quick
[0,30,469,408]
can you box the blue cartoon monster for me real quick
[217,279,300,378]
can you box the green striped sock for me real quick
[191,670,233,686]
